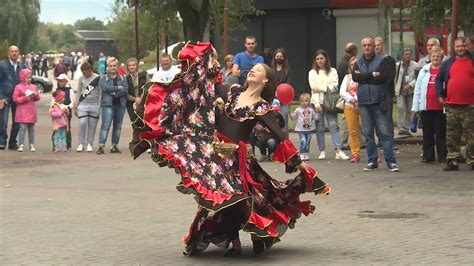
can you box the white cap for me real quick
[56,74,68,80]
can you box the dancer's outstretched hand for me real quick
[297,162,310,173]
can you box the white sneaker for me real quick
[335,150,350,160]
[76,144,84,152]
[30,145,36,152]
[318,151,326,160]
[86,144,93,152]
[18,144,24,152]
[147,148,151,154]
[302,153,310,161]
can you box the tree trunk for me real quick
[175,0,210,42]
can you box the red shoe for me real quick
[350,156,360,163]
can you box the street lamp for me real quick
[224,0,228,56]
[450,0,459,55]
[128,0,140,60]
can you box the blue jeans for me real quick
[298,131,312,153]
[18,123,35,145]
[0,102,19,146]
[256,138,277,156]
[278,104,289,130]
[359,103,396,165]
[53,127,67,148]
[315,111,341,151]
[99,106,126,146]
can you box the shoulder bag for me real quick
[323,86,344,113]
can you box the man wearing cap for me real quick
[0,45,26,150]
[54,74,73,150]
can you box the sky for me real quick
[39,0,115,25]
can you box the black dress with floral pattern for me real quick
[129,42,330,256]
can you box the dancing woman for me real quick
[130,42,330,256]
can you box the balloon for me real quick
[276,83,295,105]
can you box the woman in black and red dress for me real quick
[130,42,330,257]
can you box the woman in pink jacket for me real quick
[49,90,69,152]
[13,69,41,152]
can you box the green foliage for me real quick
[0,0,40,52]
[0,39,9,61]
[208,0,264,57]
[29,22,84,54]
[209,0,263,35]
[410,0,474,35]
[142,49,157,66]
[109,0,261,61]
[109,0,183,61]
[74,17,106,30]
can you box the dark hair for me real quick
[245,35,256,42]
[271,48,289,77]
[454,37,466,43]
[243,63,276,103]
[52,90,62,98]
[80,62,92,71]
[312,49,331,75]
[345,43,358,56]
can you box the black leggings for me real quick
[219,202,247,241]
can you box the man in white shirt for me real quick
[151,54,180,83]
[394,48,417,135]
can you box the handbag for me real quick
[323,86,343,113]
[335,97,345,112]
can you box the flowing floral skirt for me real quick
[129,42,330,255]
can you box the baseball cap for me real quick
[56,74,68,80]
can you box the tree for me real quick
[175,0,210,42]
[175,0,263,43]
[0,40,9,61]
[29,22,84,53]
[208,0,264,56]
[74,17,106,30]
[109,0,261,60]
[109,1,182,60]
[0,0,40,52]
[410,0,474,35]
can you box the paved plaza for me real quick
[1,93,473,265]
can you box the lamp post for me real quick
[134,0,140,60]
[450,0,459,55]
[223,0,229,56]
[165,17,170,54]
[128,0,140,60]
